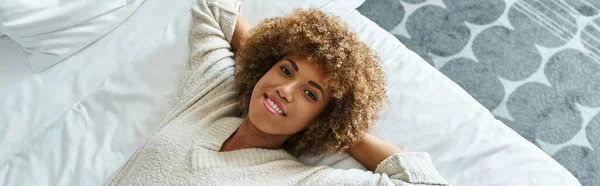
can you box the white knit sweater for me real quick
[105,0,449,185]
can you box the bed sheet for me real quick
[0,36,29,88]
[0,0,581,186]
[0,0,193,185]
[0,1,367,185]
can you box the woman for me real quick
[106,0,449,185]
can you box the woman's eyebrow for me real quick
[308,81,325,97]
[284,59,299,72]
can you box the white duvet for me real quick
[0,0,580,185]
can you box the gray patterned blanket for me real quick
[357,0,600,185]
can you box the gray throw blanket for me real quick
[356,0,600,185]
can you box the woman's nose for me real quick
[277,82,295,103]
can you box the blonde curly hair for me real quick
[234,9,387,156]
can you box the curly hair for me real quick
[234,9,387,157]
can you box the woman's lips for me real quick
[263,94,286,116]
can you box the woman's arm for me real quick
[348,133,403,171]
[345,134,449,185]
[348,134,402,172]
[231,15,251,53]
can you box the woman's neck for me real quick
[220,117,290,152]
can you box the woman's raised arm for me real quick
[346,133,449,185]
[348,133,403,171]
[231,15,251,53]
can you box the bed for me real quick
[0,0,581,185]
[355,1,600,185]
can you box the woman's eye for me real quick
[304,89,317,101]
[281,66,291,77]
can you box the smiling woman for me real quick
[234,9,389,157]
[105,0,448,185]
[248,54,333,135]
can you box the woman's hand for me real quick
[348,133,403,172]
[231,15,251,53]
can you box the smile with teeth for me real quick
[266,97,284,115]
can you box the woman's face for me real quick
[247,53,333,135]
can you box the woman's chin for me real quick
[248,112,276,133]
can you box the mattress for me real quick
[0,0,581,186]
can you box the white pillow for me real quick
[238,0,365,26]
[0,0,143,72]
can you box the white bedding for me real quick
[0,0,143,72]
[0,0,580,186]
[0,0,192,184]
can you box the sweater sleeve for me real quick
[374,152,449,185]
[191,0,240,43]
[160,0,241,128]
[302,152,449,186]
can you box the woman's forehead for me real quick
[282,52,310,62]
